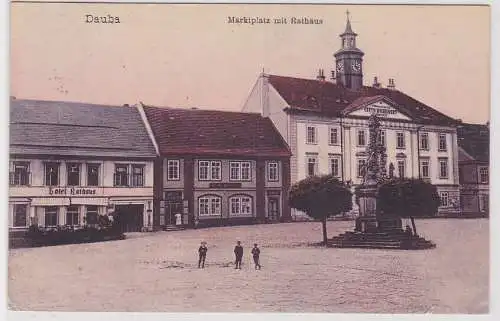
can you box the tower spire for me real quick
[340,10,357,36]
[344,9,354,34]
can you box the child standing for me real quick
[198,241,208,268]
[251,243,261,270]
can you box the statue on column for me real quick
[363,113,384,185]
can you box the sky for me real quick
[10,3,490,124]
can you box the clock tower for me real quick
[334,10,364,90]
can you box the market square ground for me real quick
[8,219,488,313]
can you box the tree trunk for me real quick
[321,217,328,246]
[410,216,417,236]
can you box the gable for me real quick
[345,97,412,121]
[458,147,475,162]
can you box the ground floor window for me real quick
[440,192,449,207]
[480,194,489,212]
[86,205,99,225]
[45,207,58,227]
[230,196,252,215]
[13,204,28,227]
[198,195,222,216]
[66,205,80,226]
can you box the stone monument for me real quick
[330,113,435,249]
[354,113,401,232]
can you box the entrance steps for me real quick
[164,225,185,232]
[328,230,436,250]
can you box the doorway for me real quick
[164,191,183,226]
[268,197,280,221]
[114,204,144,232]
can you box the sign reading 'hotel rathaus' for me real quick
[8,2,490,316]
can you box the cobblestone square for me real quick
[8,219,488,313]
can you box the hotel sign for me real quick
[48,187,97,195]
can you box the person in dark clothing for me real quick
[234,241,243,269]
[251,243,261,270]
[198,241,208,268]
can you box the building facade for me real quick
[140,104,291,228]
[242,14,461,216]
[457,123,489,217]
[9,99,157,235]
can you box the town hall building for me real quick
[242,13,461,217]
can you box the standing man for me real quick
[234,241,243,269]
[198,241,208,268]
[251,243,261,270]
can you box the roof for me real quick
[267,74,458,126]
[142,105,291,157]
[10,99,157,158]
[457,122,489,162]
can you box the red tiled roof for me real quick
[267,74,458,126]
[143,106,291,157]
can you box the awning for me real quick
[9,198,31,204]
[31,198,70,206]
[70,198,109,206]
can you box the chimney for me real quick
[372,76,381,88]
[331,70,336,81]
[387,78,396,90]
[316,69,326,81]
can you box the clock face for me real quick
[336,62,344,73]
[352,61,361,72]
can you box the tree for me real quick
[289,175,353,245]
[377,178,440,235]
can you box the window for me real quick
[45,163,60,186]
[85,205,98,225]
[87,164,100,186]
[480,194,489,212]
[438,133,447,151]
[10,161,30,186]
[439,158,449,179]
[230,161,251,181]
[479,167,489,184]
[397,160,406,178]
[307,156,317,177]
[420,132,429,150]
[268,162,279,181]
[440,192,449,207]
[114,164,129,186]
[241,162,251,180]
[13,204,27,227]
[211,161,221,180]
[167,160,180,181]
[357,130,366,146]
[45,207,58,227]
[199,161,221,181]
[396,132,405,149]
[131,165,145,187]
[230,196,253,215]
[66,205,80,226]
[420,159,430,178]
[330,157,340,177]
[357,159,366,178]
[329,127,339,145]
[198,196,221,216]
[378,130,386,146]
[67,163,81,186]
[306,126,317,144]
